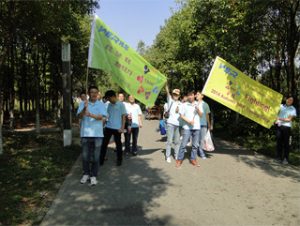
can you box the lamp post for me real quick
[61,42,72,147]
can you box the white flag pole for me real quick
[86,15,97,94]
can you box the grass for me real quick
[0,131,81,225]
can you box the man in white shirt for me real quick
[176,91,203,168]
[165,84,181,163]
[275,95,297,165]
[118,92,125,102]
[124,95,143,156]
[196,92,211,159]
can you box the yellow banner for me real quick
[202,56,282,128]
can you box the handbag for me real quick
[159,120,167,135]
[201,130,215,151]
[164,101,173,119]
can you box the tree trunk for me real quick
[34,47,40,133]
[8,0,15,130]
[0,90,3,155]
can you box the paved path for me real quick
[41,120,300,226]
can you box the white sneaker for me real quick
[282,159,289,165]
[90,177,98,186]
[201,156,207,160]
[80,175,89,184]
[166,157,172,163]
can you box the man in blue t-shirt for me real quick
[77,86,107,186]
[275,95,297,165]
[100,90,127,166]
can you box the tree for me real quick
[0,0,99,153]
[137,40,147,56]
[145,0,299,140]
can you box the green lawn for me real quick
[0,132,81,225]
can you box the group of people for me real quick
[77,86,142,186]
[77,84,297,186]
[163,85,212,168]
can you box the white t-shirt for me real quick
[277,104,297,127]
[125,102,142,128]
[179,101,202,130]
[166,96,181,126]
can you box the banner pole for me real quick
[85,66,89,94]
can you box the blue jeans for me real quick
[198,126,207,157]
[81,137,103,177]
[178,129,200,160]
[166,123,180,159]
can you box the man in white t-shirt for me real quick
[165,84,181,163]
[275,95,297,165]
[176,91,203,168]
[124,95,143,156]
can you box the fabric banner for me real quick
[88,15,167,106]
[202,56,282,128]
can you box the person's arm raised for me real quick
[165,82,171,98]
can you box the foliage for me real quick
[145,0,300,156]
[0,1,99,124]
[0,132,81,225]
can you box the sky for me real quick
[95,0,179,50]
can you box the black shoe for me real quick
[132,152,138,156]
[116,160,122,166]
[99,160,104,166]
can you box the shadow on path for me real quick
[41,147,172,226]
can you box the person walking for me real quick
[275,95,297,165]
[77,86,107,186]
[124,95,143,156]
[100,90,127,166]
[196,91,211,160]
[118,92,125,102]
[176,91,203,168]
[165,83,181,163]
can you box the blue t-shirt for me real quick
[277,104,297,127]
[77,100,107,137]
[106,101,127,130]
[200,101,211,126]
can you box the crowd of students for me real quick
[77,85,297,186]
[77,86,142,186]
[163,84,212,168]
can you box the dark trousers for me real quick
[100,128,123,164]
[125,127,139,153]
[276,125,291,161]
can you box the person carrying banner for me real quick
[77,86,107,186]
[124,95,143,156]
[100,90,127,166]
[196,91,211,159]
[165,84,181,163]
[275,95,297,165]
[176,91,203,168]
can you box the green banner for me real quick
[88,15,167,106]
